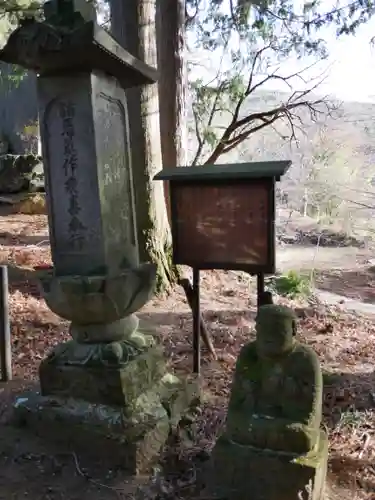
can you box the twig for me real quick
[71,451,122,498]
[358,432,371,459]
[24,240,49,249]
[179,278,217,360]
[309,231,322,287]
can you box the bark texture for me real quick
[110,0,174,292]
[156,0,187,216]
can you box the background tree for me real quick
[297,128,369,224]
[110,0,175,292]
[185,0,338,166]
[157,0,187,217]
[223,0,375,38]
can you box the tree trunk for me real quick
[156,0,187,217]
[110,0,175,292]
[155,4,216,360]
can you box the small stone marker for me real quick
[206,304,328,500]
[2,0,199,474]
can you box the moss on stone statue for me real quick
[15,368,200,474]
[225,304,323,454]
[207,432,328,500]
[46,339,140,367]
[206,304,328,500]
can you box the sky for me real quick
[188,2,375,104]
[321,19,375,102]
[280,16,375,103]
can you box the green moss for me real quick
[207,433,328,500]
[151,239,180,295]
[45,337,153,368]
[293,431,329,468]
[266,270,311,298]
[225,305,323,455]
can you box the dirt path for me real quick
[277,244,372,273]
[276,244,375,316]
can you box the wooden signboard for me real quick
[172,180,272,271]
[154,161,291,274]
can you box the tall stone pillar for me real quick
[2,0,198,473]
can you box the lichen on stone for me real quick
[225,304,323,454]
[45,338,148,368]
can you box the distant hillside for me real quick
[187,90,375,238]
[187,89,375,166]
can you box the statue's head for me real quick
[255,304,297,359]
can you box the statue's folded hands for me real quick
[226,413,318,453]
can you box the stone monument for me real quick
[2,0,198,473]
[206,304,328,500]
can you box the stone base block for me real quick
[39,343,167,407]
[13,375,200,474]
[205,431,328,500]
[13,391,169,474]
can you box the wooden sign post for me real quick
[154,161,291,373]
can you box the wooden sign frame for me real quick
[169,177,276,274]
[155,161,291,275]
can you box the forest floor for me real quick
[0,214,375,499]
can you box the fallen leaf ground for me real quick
[0,214,374,499]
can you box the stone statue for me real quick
[206,304,328,500]
[225,304,322,454]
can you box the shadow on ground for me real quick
[139,308,256,364]
[315,269,375,303]
[6,265,42,298]
[322,370,375,493]
[323,370,375,416]
[0,231,49,247]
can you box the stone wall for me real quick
[0,64,38,154]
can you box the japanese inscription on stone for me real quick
[39,75,110,277]
[59,100,87,252]
[39,72,137,275]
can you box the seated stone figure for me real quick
[224,304,323,454]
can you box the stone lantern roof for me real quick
[0,0,157,89]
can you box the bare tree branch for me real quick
[190,31,339,166]
[191,107,204,166]
[203,84,336,165]
[190,38,230,165]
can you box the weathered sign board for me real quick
[155,161,291,274]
